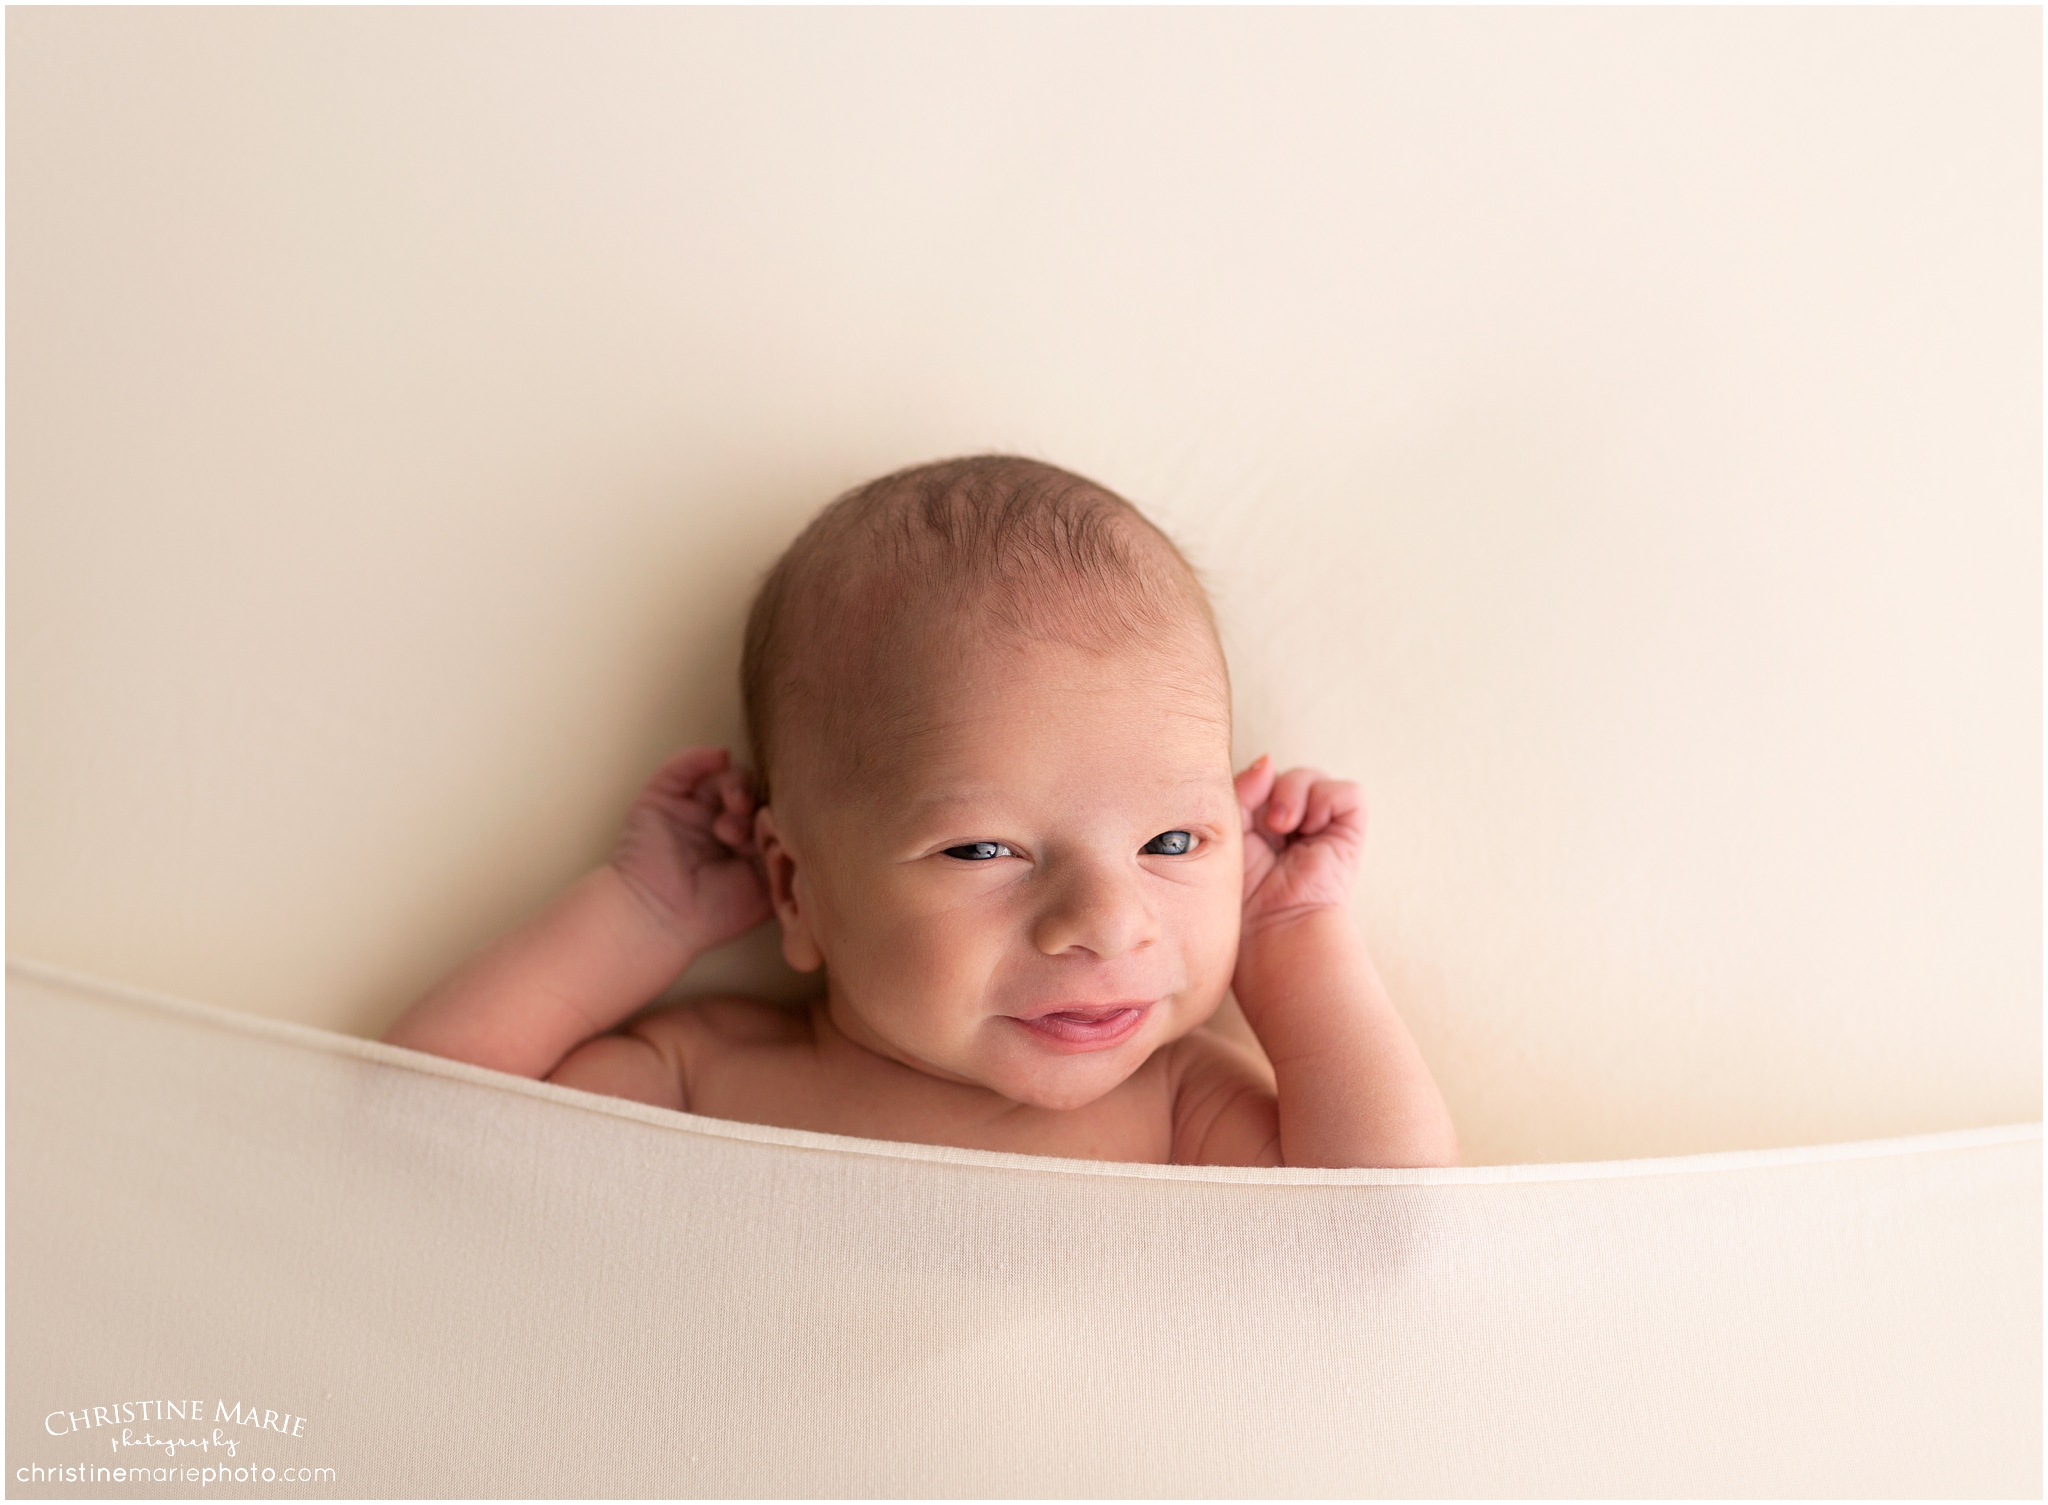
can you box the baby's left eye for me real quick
[1141,830,1196,856]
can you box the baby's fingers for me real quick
[645,744,731,801]
[1296,778,1365,839]
[1234,754,1277,826]
[1262,766,1325,838]
[708,768,760,852]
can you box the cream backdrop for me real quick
[7,13,2039,1171]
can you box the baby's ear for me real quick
[754,806,824,974]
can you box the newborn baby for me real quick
[385,456,1458,1167]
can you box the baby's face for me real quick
[762,628,1242,1111]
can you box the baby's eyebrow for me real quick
[902,776,1229,815]
[900,788,1003,816]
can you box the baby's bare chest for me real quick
[672,1001,1175,1164]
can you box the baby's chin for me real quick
[973,1010,1188,1111]
[987,1065,1131,1114]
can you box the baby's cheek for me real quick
[856,905,998,1023]
[1174,879,1243,995]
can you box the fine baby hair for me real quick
[740,454,1226,803]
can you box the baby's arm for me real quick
[1183,757,1458,1169]
[381,747,769,1104]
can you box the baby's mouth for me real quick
[1011,1002,1151,1051]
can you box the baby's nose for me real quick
[1029,858,1158,960]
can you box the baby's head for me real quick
[742,456,1243,1110]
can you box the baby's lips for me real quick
[1011,997,1155,1022]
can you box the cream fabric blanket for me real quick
[8,961,2038,1497]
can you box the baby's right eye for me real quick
[944,842,1013,861]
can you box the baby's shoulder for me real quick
[633,993,811,1051]
[1161,1023,1281,1167]
[548,995,813,1118]
[1162,1021,1275,1093]
[623,994,821,1124]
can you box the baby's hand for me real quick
[1234,755,1367,939]
[609,746,772,954]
